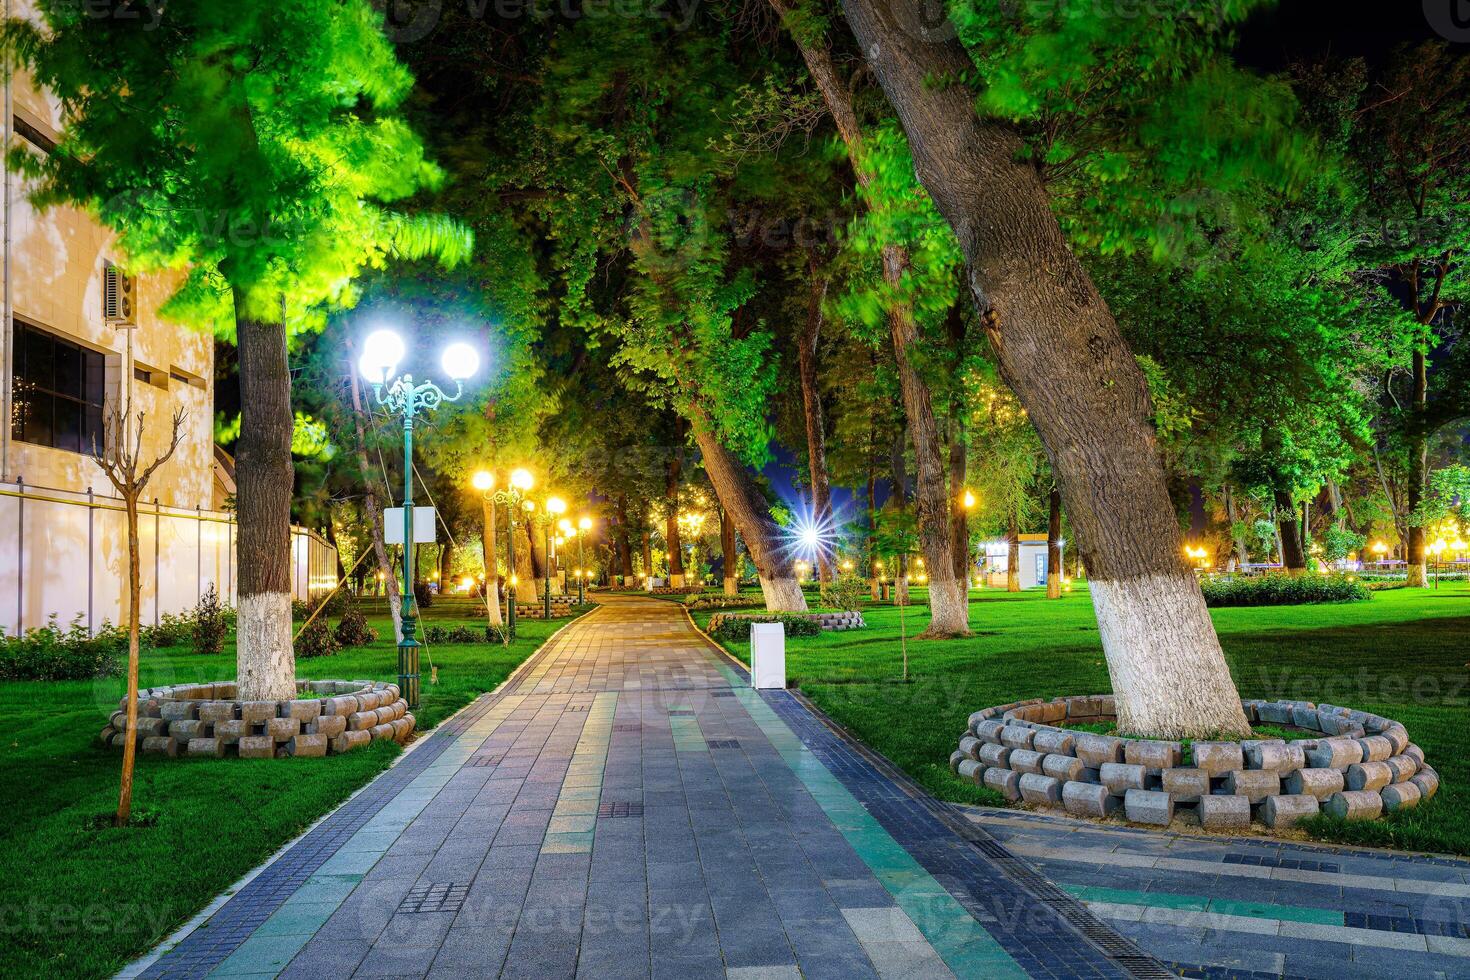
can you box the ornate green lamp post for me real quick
[358,329,479,709]
[536,497,567,618]
[490,468,534,638]
[577,515,592,604]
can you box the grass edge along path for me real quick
[0,602,587,980]
[692,585,1470,858]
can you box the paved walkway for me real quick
[135,595,1153,980]
[970,808,1470,979]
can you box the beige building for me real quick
[0,25,335,635]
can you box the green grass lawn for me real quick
[694,583,1470,856]
[0,597,581,979]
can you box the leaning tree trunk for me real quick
[867,473,882,599]
[234,297,296,701]
[797,262,834,587]
[348,365,402,642]
[838,0,1249,737]
[1406,350,1428,587]
[691,413,807,611]
[720,505,739,595]
[1007,507,1021,593]
[641,530,653,583]
[1047,488,1063,599]
[1275,490,1307,575]
[480,494,503,627]
[948,399,970,603]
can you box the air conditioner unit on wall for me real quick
[103,262,136,325]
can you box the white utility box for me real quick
[383,506,437,544]
[750,622,787,690]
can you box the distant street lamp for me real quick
[1431,538,1447,590]
[577,516,592,604]
[538,496,567,618]
[961,489,977,590]
[489,468,533,637]
[358,328,480,708]
[1371,540,1388,569]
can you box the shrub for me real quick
[484,625,507,644]
[413,582,435,610]
[191,585,229,656]
[291,599,311,621]
[711,614,823,641]
[447,625,479,644]
[827,575,867,613]
[333,606,378,648]
[685,594,762,611]
[142,612,187,649]
[295,617,340,658]
[1199,574,1370,608]
[424,625,450,644]
[0,616,124,681]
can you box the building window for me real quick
[10,320,105,455]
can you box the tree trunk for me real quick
[480,495,502,627]
[439,540,454,590]
[769,10,962,635]
[348,366,402,642]
[666,454,684,586]
[867,474,882,600]
[888,431,911,607]
[948,402,970,602]
[1406,350,1428,586]
[1047,488,1063,600]
[641,530,652,584]
[1223,483,1249,572]
[1007,507,1021,593]
[720,504,739,595]
[797,261,834,586]
[615,494,635,585]
[1325,479,1345,530]
[691,413,807,611]
[116,495,141,826]
[837,0,1248,737]
[1275,490,1307,575]
[233,296,296,701]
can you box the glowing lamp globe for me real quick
[579,516,592,531]
[511,468,533,491]
[962,489,976,509]
[547,496,567,515]
[358,329,405,384]
[472,470,494,492]
[441,342,480,380]
[558,518,573,534]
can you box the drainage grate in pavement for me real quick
[612,723,642,732]
[467,754,503,768]
[597,801,644,818]
[1223,853,1340,873]
[564,704,591,712]
[667,709,694,716]
[710,690,736,697]
[398,882,469,914]
[706,739,740,749]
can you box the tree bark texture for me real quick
[838,0,1249,737]
[1275,490,1306,574]
[615,495,635,585]
[691,414,807,611]
[234,296,296,702]
[1007,507,1021,593]
[948,406,970,599]
[1047,487,1063,599]
[1223,483,1249,572]
[480,495,502,626]
[867,474,882,600]
[116,496,141,826]
[720,504,739,595]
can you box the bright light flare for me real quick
[358,329,405,384]
[511,468,533,490]
[472,470,494,492]
[782,500,841,566]
[441,341,480,380]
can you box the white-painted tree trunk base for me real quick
[670,574,686,588]
[759,576,808,612]
[724,576,739,597]
[1407,563,1427,587]
[388,590,403,644]
[1091,574,1251,739]
[920,571,969,637]
[236,592,296,701]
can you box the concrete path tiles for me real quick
[135,595,1143,979]
[970,808,1470,978]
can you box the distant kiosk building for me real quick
[982,534,1065,590]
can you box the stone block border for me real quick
[706,611,866,632]
[949,696,1437,831]
[99,679,414,759]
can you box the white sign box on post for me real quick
[383,507,438,545]
[750,622,787,690]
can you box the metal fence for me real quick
[0,478,337,636]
